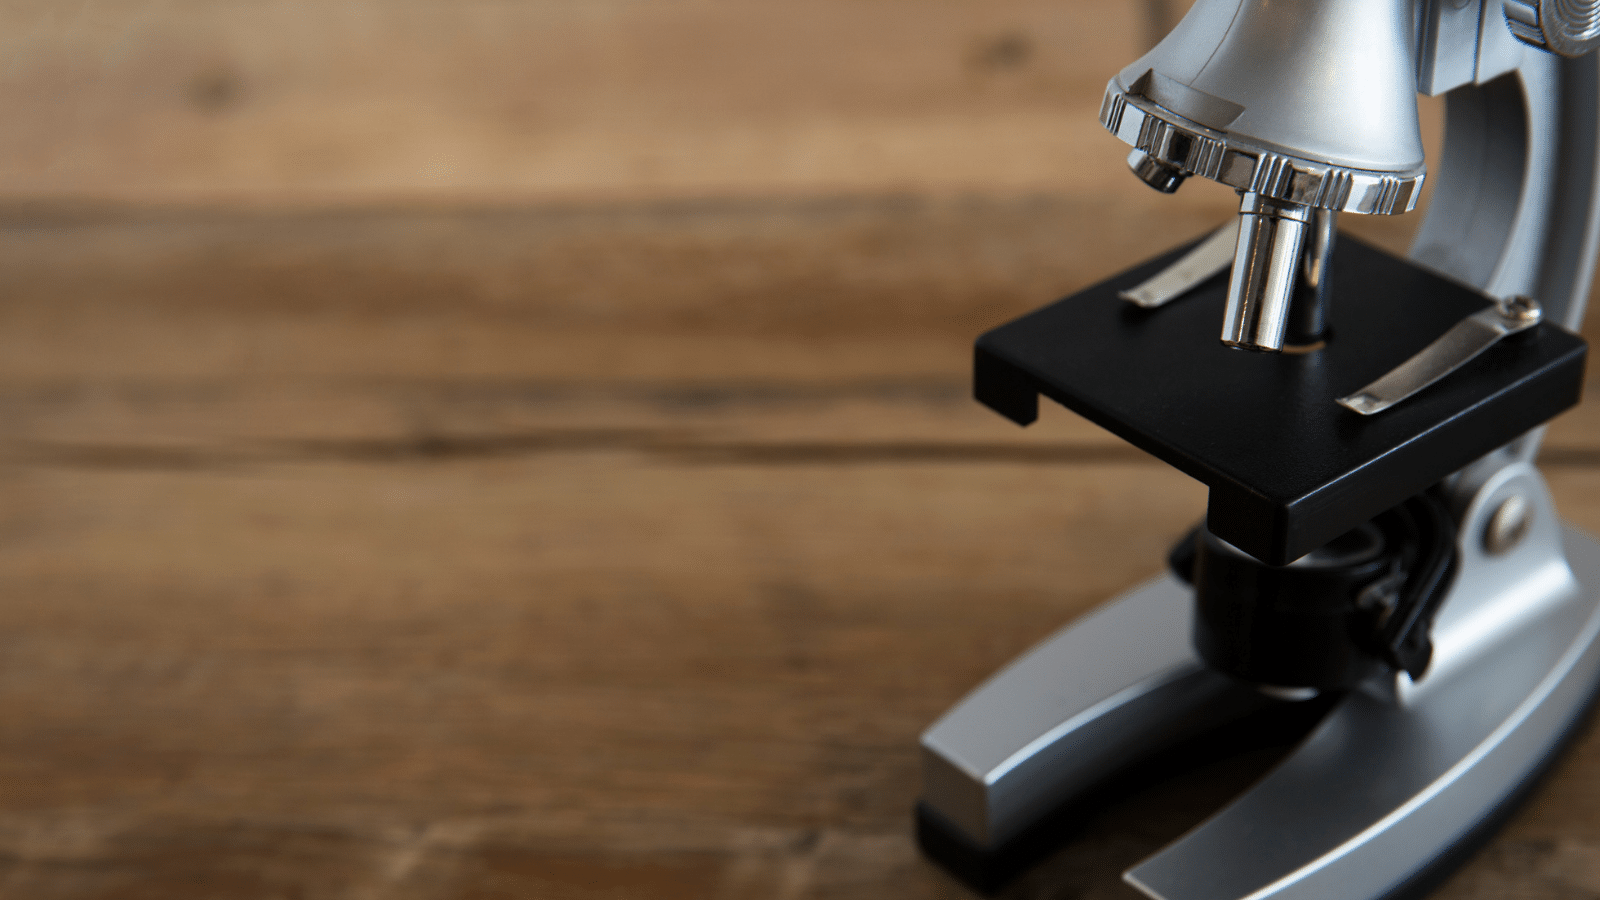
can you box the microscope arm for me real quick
[1414,1,1600,337]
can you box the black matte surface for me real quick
[975,236,1587,565]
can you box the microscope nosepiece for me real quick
[1100,0,1426,200]
[1100,0,1425,353]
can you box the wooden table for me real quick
[0,196,1593,900]
[2,2,1600,897]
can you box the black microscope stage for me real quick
[975,235,1587,566]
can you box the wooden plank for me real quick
[0,417,1597,898]
[0,0,1154,205]
[0,199,1580,451]
[0,0,1594,894]
[0,453,1204,898]
[0,201,1597,897]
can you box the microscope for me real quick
[918,1,1600,897]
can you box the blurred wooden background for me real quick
[0,1,1599,898]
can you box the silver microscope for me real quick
[918,2,1600,897]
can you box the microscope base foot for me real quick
[917,572,1325,892]
[918,524,1600,898]
[914,696,1332,893]
[1126,526,1600,899]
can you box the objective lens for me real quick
[1222,193,1312,352]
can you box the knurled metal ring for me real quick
[1100,84,1426,216]
[1505,0,1600,58]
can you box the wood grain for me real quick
[0,1,1598,897]
[0,0,1156,206]
[0,196,1594,899]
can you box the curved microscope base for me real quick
[916,574,1329,891]
[919,521,1600,898]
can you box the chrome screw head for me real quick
[1484,493,1533,555]
[1496,295,1542,325]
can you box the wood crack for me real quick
[0,433,1148,471]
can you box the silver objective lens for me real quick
[1222,194,1313,352]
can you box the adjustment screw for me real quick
[1504,0,1600,58]
[1495,294,1542,325]
[1484,493,1533,555]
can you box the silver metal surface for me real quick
[1222,194,1312,351]
[1417,0,1488,96]
[1285,208,1336,346]
[1126,468,1600,900]
[919,576,1279,848]
[1336,296,1542,415]
[1119,219,1239,308]
[1406,10,1600,467]
[1410,25,1600,339]
[1485,493,1533,554]
[1504,0,1600,57]
[1100,0,1426,214]
[1128,148,1187,194]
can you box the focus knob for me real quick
[1505,0,1600,57]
